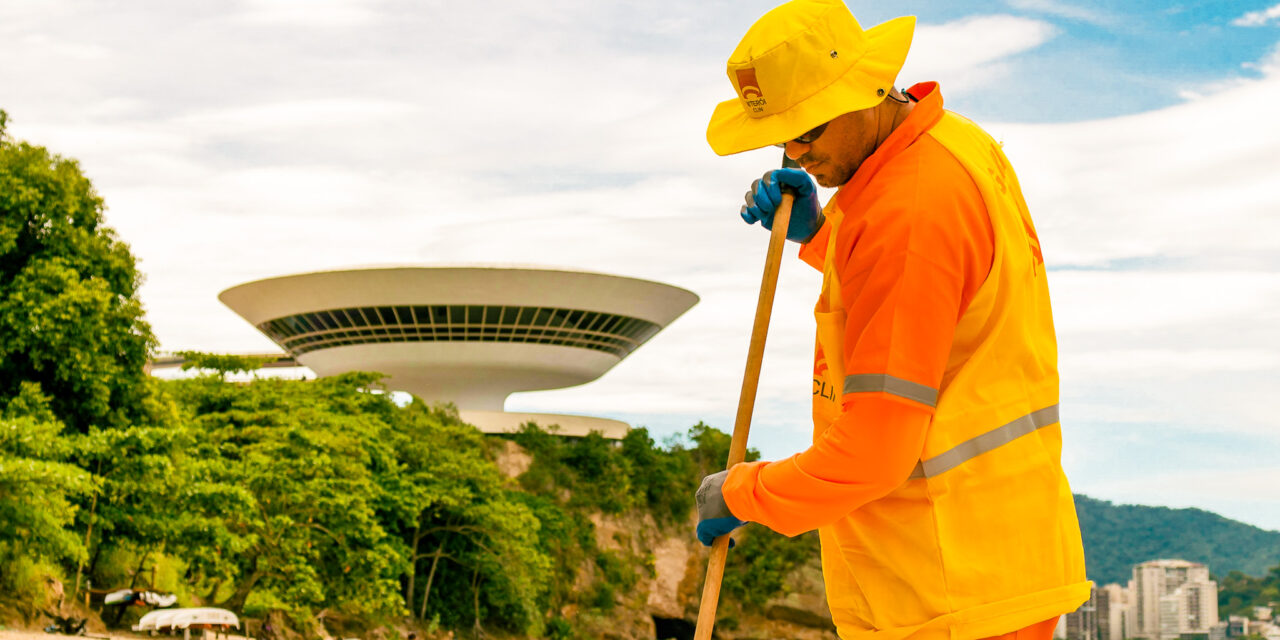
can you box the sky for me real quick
[3,0,1280,535]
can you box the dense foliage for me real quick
[0,360,808,637]
[0,110,156,434]
[1217,566,1280,618]
[501,420,819,634]
[1076,494,1280,586]
[0,383,95,618]
[1,110,167,623]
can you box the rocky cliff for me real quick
[494,439,837,640]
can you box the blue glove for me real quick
[740,168,825,243]
[695,470,746,547]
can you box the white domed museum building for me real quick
[217,265,698,439]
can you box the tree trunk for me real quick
[86,541,104,581]
[470,567,482,638]
[405,521,422,609]
[418,536,447,620]
[203,577,224,604]
[112,549,151,627]
[216,555,262,611]
[72,461,102,601]
[216,569,263,612]
[127,549,150,589]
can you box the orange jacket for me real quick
[722,82,993,530]
[721,82,1087,640]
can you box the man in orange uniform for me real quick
[693,2,1090,640]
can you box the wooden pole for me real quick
[692,191,795,640]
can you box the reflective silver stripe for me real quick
[909,404,1060,479]
[843,374,938,407]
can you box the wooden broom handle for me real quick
[692,192,795,640]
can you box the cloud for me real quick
[1232,3,1280,27]
[1049,272,1280,333]
[232,0,386,27]
[1248,41,1280,73]
[1067,348,1279,373]
[899,15,1058,93]
[9,33,111,60]
[174,99,421,134]
[1005,0,1116,27]
[973,46,1280,459]
[992,56,1280,269]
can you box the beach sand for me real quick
[1,630,250,640]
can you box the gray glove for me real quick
[696,470,746,546]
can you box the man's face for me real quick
[783,107,881,189]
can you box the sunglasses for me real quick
[774,121,829,148]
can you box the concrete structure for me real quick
[1067,586,1100,640]
[1097,583,1131,640]
[1252,621,1280,640]
[219,265,698,438]
[1215,616,1280,640]
[1129,559,1218,640]
[1228,616,1249,638]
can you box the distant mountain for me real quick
[1075,494,1280,585]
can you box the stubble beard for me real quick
[801,151,857,189]
[808,160,855,189]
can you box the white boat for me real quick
[133,608,241,632]
[104,589,133,605]
[141,591,180,608]
[105,589,179,608]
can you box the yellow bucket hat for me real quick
[706,0,916,156]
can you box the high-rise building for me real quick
[1066,587,1099,640]
[1182,580,1217,633]
[1129,559,1219,640]
[1097,583,1130,640]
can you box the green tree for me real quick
[0,383,95,562]
[506,492,595,619]
[619,427,696,522]
[722,525,820,608]
[174,351,276,378]
[561,431,635,513]
[387,403,552,635]
[0,382,96,606]
[0,111,156,433]
[685,421,760,474]
[1218,564,1280,618]
[73,392,198,596]
[163,372,408,626]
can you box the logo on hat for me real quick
[735,68,767,113]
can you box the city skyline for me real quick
[1060,558,1277,640]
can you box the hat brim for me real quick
[706,15,916,157]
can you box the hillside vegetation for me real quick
[1076,494,1280,586]
[0,361,826,638]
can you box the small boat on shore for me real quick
[133,608,240,635]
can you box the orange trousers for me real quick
[981,618,1059,640]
